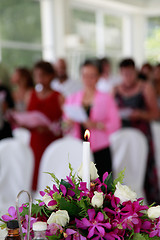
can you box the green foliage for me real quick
[77,197,91,218]
[112,169,125,192]
[59,198,82,218]
[0,222,7,229]
[104,173,113,193]
[44,172,60,186]
[21,203,52,218]
[47,235,62,240]
[69,162,77,182]
[60,179,72,190]
[69,162,74,176]
[132,233,160,240]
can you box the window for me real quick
[104,14,122,71]
[71,8,96,54]
[0,0,42,77]
[145,17,160,63]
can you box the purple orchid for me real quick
[104,229,124,240]
[149,218,160,237]
[78,182,90,200]
[22,215,37,240]
[66,176,76,189]
[2,205,24,221]
[120,201,148,232]
[76,209,111,239]
[95,172,109,194]
[39,191,57,208]
[47,223,63,236]
[60,184,67,196]
[104,194,121,218]
[65,229,86,240]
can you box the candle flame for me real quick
[84,129,90,141]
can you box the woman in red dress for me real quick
[27,61,63,190]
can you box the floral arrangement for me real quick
[1,163,160,240]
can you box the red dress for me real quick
[27,90,62,190]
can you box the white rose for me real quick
[114,182,137,204]
[43,194,57,210]
[78,162,99,181]
[148,206,160,219]
[47,210,70,227]
[91,191,104,208]
[90,162,99,180]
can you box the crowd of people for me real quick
[0,57,160,204]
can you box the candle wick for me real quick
[85,137,88,141]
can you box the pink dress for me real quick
[65,90,121,152]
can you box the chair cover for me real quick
[13,127,31,145]
[151,121,160,192]
[110,128,148,200]
[0,138,34,215]
[36,136,93,196]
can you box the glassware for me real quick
[32,222,47,240]
[5,220,21,240]
[16,190,32,240]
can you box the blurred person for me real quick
[51,58,81,97]
[113,58,159,204]
[65,60,121,179]
[11,68,34,111]
[139,63,153,82]
[96,57,119,93]
[27,61,63,190]
[153,63,160,110]
[0,83,14,140]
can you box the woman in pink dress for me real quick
[65,60,121,179]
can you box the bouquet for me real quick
[1,163,160,240]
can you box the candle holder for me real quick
[16,190,32,240]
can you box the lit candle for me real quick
[82,129,90,190]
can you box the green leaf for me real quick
[104,172,113,193]
[52,192,62,204]
[44,172,60,185]
[60,179,72,190]
[47,235,62,240]
[21,203,52,218]
[101,185,107,193]
[77,197,91,218]
[132,233,146,240]
[59,198,82,218]
[132,233,160,240]
[113,169,125,191]
[0,222,7,229]
[69,162,74,176]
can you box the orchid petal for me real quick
[95,212,104,222]
[102,172,108,182]
[96,226,105,236]
[60,185,67,196]
[87,226,95,238]
[88,209,96,221]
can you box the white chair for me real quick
[151,121,160,191]
[36,136,93,196]
[13,127,31,145]
[110,128,148,200]
[0,138,34,215]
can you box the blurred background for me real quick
[1,0,160,82]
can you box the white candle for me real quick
[82,129,90,190]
